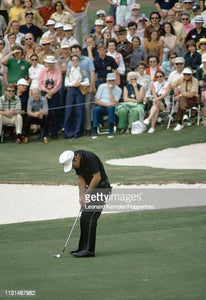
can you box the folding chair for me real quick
[1,124,16,143]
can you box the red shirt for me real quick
[39,5,55,25]
[64,0,89,13]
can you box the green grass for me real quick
[0,207,206,300]
[0,124,206,184]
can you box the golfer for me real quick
[59,150,111,258]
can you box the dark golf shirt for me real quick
[185,27,206,43]
[19,24,43,41]
[94,55,118,80]
[75,150,108,186]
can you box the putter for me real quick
[54,208,82,258]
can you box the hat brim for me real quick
[44,59,57,63]
[63,162,73,173]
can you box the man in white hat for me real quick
[40,19,56,43]
[16,78,29,133]
[38,55,62,138]
[62,24,79,47]
[92,19,105,46]
[172,67,199,131]
[92,72,122,139]
[59,149,111,257]
[186,14,206,43]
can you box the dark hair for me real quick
[8,32,16,38]
[150,11,161,21]
[70,44,82,52]
[167,50,177,59]
[30,53,38,60]
[55,0,64,10]
[85,34,95,42]
[12,45,24,55]
[148,55,159,64]
[0,38,5,46]
[128,21,137,29]
[137,61,147,68]
[25,11,34,17]
[6,83,15,90]
[148,29,159,41]
[97,43,106,50]
[24,0,33,8]
[106,38,117,48]
[71,54,79,60]
[162,22,176,35]
[132,36,141,45]
[155,70,165,77]
[186,39,196,49]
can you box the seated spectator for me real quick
[28,53,45,90]
[54,22,64,44]
[17,0,44,28]
[146,55,162,82]
[4,20,25,48]
[184,39,201,74]
[185,15,206,43]
[194,53,206,122]
[106,38,125,86]
[197,38,206,55]
[23,89,49,144]
[144,11,164,44]
[115,71,144,134]
[130,36,147,70]
[168,56,185,83]
[160,22,177,62]
[1,46,30,87]
[191,4,206,27]
[172,67,199,131]
[64,54,90,139]
[38,55,62,138]
[82,35,98,61]
[127,21,138,43]
[23,33,37,62]
[136,61,151,104]
[19,11,42,42]
[180,11,194,35]
[0,84,23,143]
[144,30,163,64]
[33,43,43,56]
[51,1,75,27]
[143,70,171,133]
[92,73,122,139]
[40,19,56,43]
[94,43,118,88]
[161,51,177,78]
[16,78,29,133]
[113,24,121,43]
[61,24,79,47]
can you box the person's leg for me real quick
[14,114,23,136]
[128,107,140,129]
[64,88,75,138]
[73,13,81,42]
[117,106,128,129]
[81,12,88,45]
[93,105,104,133]
[0,114,3,137]
[84,92,93,132]
[74,89,85,138]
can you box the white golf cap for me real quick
[61,41,70,48]
[106,73,116,81]
[96,9,106,16]
[174,57,185,63]
[63,24,73,31]
[183,67,193,74]
[59,150,74,173]
[183,0,193,3]
[95,19,104,26]
[194,15,204,23]
[44,55,57,63]
[46,19,55,26]
[55,22,64,29]
[132,3,140,9]
[17,78,29,86]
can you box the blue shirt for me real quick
[95,83,122,104]
[67,55,95,80]
[161,60,175,77]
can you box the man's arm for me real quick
[78,175,87,206]
[1,50,19,65]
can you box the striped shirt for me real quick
[0,95,21,118]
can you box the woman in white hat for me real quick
[38,55,62,138]
[64,54,90,139]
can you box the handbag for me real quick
[78,85,90,95]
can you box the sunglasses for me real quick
[31,58,38,61]
[149,60,157,63]
[130,78,137,80]
[181,18,189,20]
[25,38,33,40]
[200,43,206,45]
[129,28,136,30]
[156,75,163,78]
[64,30,72,32]
[106,21,113,23]
[184,73,191,76]
[0,43,4,45]
[175,63,183,65]
[6,89,15,92]
[151,17,159,19]
[98,14,105,17]
[72,59,79,61]
[170,56,177,59]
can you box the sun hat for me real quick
[55,22,64,29]
[196,37,206,48]
[106,73,116,81]
[59,150,74,173]
[183,0,193,3]
[174,57,185,63]
[96,9,106,16]
[17,78,29,86]
[95,19,104,26]
[202,53,206,62]
[183,67,193,74]
[105,16,114,22]
[194,15,204,23]
[132,3,140,9]
[63,24,73,31]
[44,55,57,63]
[46,19,55,26]
[173,3,184,11]
[41,38,51,45]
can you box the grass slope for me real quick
[0,207,206,300]
[0,125,206,184]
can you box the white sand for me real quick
[106,143,206,170]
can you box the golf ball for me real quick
[56,254,61,258]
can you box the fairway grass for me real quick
[0,207,206,300]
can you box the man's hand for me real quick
[73,81,81,87]
[79,194,86,206]
[4,110,13,116]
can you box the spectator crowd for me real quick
[0,0,206,143]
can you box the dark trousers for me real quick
[93,106,115,129]
[64,87,85,138]
[25,116,48,137]
[59,77,67,129]
[42,91,60,137]
[177,96,198,124]
[78,210,101,253]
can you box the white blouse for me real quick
[65,66,90,87]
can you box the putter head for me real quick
[54,253,62,258]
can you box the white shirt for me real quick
[62,36,79,47]
[29,63,46,90]
[168,70,183,84]
[65,66,89,87]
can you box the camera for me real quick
[45,79,54,90]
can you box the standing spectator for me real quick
[92,19,104,46]
[90,9,106,34]
[0,0,12,24]
[54,22,64,44]
[64,0,89,45]
[144,30,163,64]
[130,36,147,70]
[181,11,194,35]
[19,11,42,42]
[94,44,118,88]
[184,39,201,73]
[24,33,37,62]
[154,0,178,20]
[61,24,79,47]
[17,0,44,28]
[127,21,138,43]
[1,46,30,87]
[38,38,57,64]
[82,35,98,61]
[38,0,55,26]
[40,19,56,43]
[23,89,49,144]
[106,38,125,86]
[92,73,122,139]
[64,54,90,139]
[0,84,23,143]
[107,0,117,22]
[114,0,134,25]
[0,15,7,38]
[161,51,177,78]
[144,11,164,44]
[51,1,75,27]
[160,22,177,62]
[28,53,45,90]
[38,55,62,138]
[167,9,185,52]
[4,20,25,47]
[6,0,24,34]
